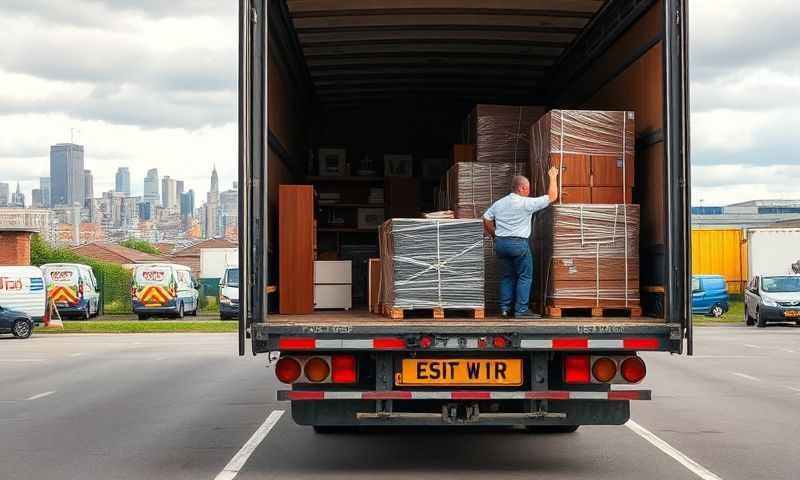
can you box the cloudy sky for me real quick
[0,1,798,206]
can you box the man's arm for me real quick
[483,217,496,239]
[547,166,559,203]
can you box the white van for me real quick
[219,266,239,320]
[0,266,46,324]
[41,263,100,319]
[132,263,199,319]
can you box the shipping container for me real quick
[747,229,800,278]
[691,229,747,294]
[238,0,691,429]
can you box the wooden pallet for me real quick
[382,305,485,320]
[546,305,642,319]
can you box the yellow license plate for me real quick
[397,359,523,386]
[784,310,800,317]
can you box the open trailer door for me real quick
[664,0,691,354]
[238,0,267,356]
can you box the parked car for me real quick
[219,266,239,320]
[0,266,46,328]
[132,263,199,320]
[744,275,800,328]
[41,263,100,319]
[691,275,729,317]
[0,306,34,339]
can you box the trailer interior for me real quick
[241,0,689,339]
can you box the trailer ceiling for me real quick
[284,0,610,108]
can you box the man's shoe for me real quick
[500,310,511,319]
[515,311,542,319]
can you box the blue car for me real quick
[692,275,729,317]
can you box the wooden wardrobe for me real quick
[279,185,315,314]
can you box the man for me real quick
[483,167,559,318]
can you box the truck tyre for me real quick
[176,302,184,319]
[137,313,149,321]
[710,304,724,318]
[83,304,91,320]
[527,425,580,433]
[756,310,767,328]
[11,319,32,339]
[745,309,755,326]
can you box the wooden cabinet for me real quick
[279,185,315,314]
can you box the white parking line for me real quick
[626,420,723,480]
[27,391,55,401]
[0,359,46,362]
[731,372,761,382]
[742,344,761,349]
[787,387,800,393]
[215,410,285,480]
[69,353,83,357]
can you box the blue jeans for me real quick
[494,237,533,315]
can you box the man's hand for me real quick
[548,166,559,179]
[547,166,560,203]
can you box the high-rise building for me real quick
[176,180,184,200]
[144,168,159,207]
[31,189,43,208]
[84,169,94,204]
[40,177,51,208]
[138,201,153,221]
[180,190,195,218]
[10,182,25,207]
[161,176,177,209]
[50,143,85,207]
[204,166,220,238]
[115,167,131,195]
[0,183,8,206]
[220,183,238,236]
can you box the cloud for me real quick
[692,164,800,206]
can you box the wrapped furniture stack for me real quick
[464,104,545,167]
[530,110,641,317]
[379,218,485,319]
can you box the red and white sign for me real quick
[48,270,74,283]
[141,270,166,282]
[0,277,24,292]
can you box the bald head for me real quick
[511,175,530,197]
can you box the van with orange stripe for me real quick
[41,263,100,320]
[132,263,199,320]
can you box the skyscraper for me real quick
[0,183,8,206]
[84,169,94,204]
[31,189,43,208]
[50,143,85,207]
[10,182,25,207]
[40,177,51,208]
[115,167,131,195]
[161,176,177,209]
[205,166,220,238]
[180,189,195,218]
[144,168,159,207]
[176,180,184,202]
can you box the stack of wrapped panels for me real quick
[379,219,484,311]
[465,104,545,167]
[438,162,525,311]
[530,110,635,204]
[536,204,640,310]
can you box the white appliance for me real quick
[314,261,352,310]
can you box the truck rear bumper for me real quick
[278,389,650,401]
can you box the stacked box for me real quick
[379,219,484,310]
[534,204,640,309]
[438,162,526,311]
[530,110,635,204]
[465,104,545,166]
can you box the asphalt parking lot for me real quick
[1,326,799,480]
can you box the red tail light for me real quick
[419,336,433,349]
[620,357,646,383]
[78,283,84,298]
[275,357,302,384]
[493,336,508,349]
[331,355,357,384]
[564,355,590,384]
[592,357,617,383]
[131,287,137,298]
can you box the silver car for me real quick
[744,275,800,328]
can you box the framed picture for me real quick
[318,148,347,176]
[384,154,412,177]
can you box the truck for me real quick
[200,248,239,280]
[237,0,691,431]
[746,228,800,278]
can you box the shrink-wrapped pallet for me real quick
[464,104,545,165]
[530,110,635,204]
[441,162,527,219]
[379,219,484,310]
[534,204,640,310]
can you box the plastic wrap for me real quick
[539,204,640,308]
[530,110,635,204]
[442,162,527,219]
[465,105,545,166]
[379,219,484,310]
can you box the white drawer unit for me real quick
[313,261,352,310]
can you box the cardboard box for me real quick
[465,104,545,164]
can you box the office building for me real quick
[10,182,25,207]
[50,143,85,207]
[205,166,220,238]
[31,189,43,208]
[161,176,177,209]
[0,183,8,206]
[115,167,131,195]
[176,180,184,200]
[40,177,51,208]
[84,169,94,204]
[180,190,195,218]
[144,168,159,207]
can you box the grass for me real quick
[36,320,238,334]
[693,299,744,325]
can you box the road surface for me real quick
[0,326,798,479]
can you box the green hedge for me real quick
[30,235,133,314]
[119,238,161,255]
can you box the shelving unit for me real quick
[306,176,384,183]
